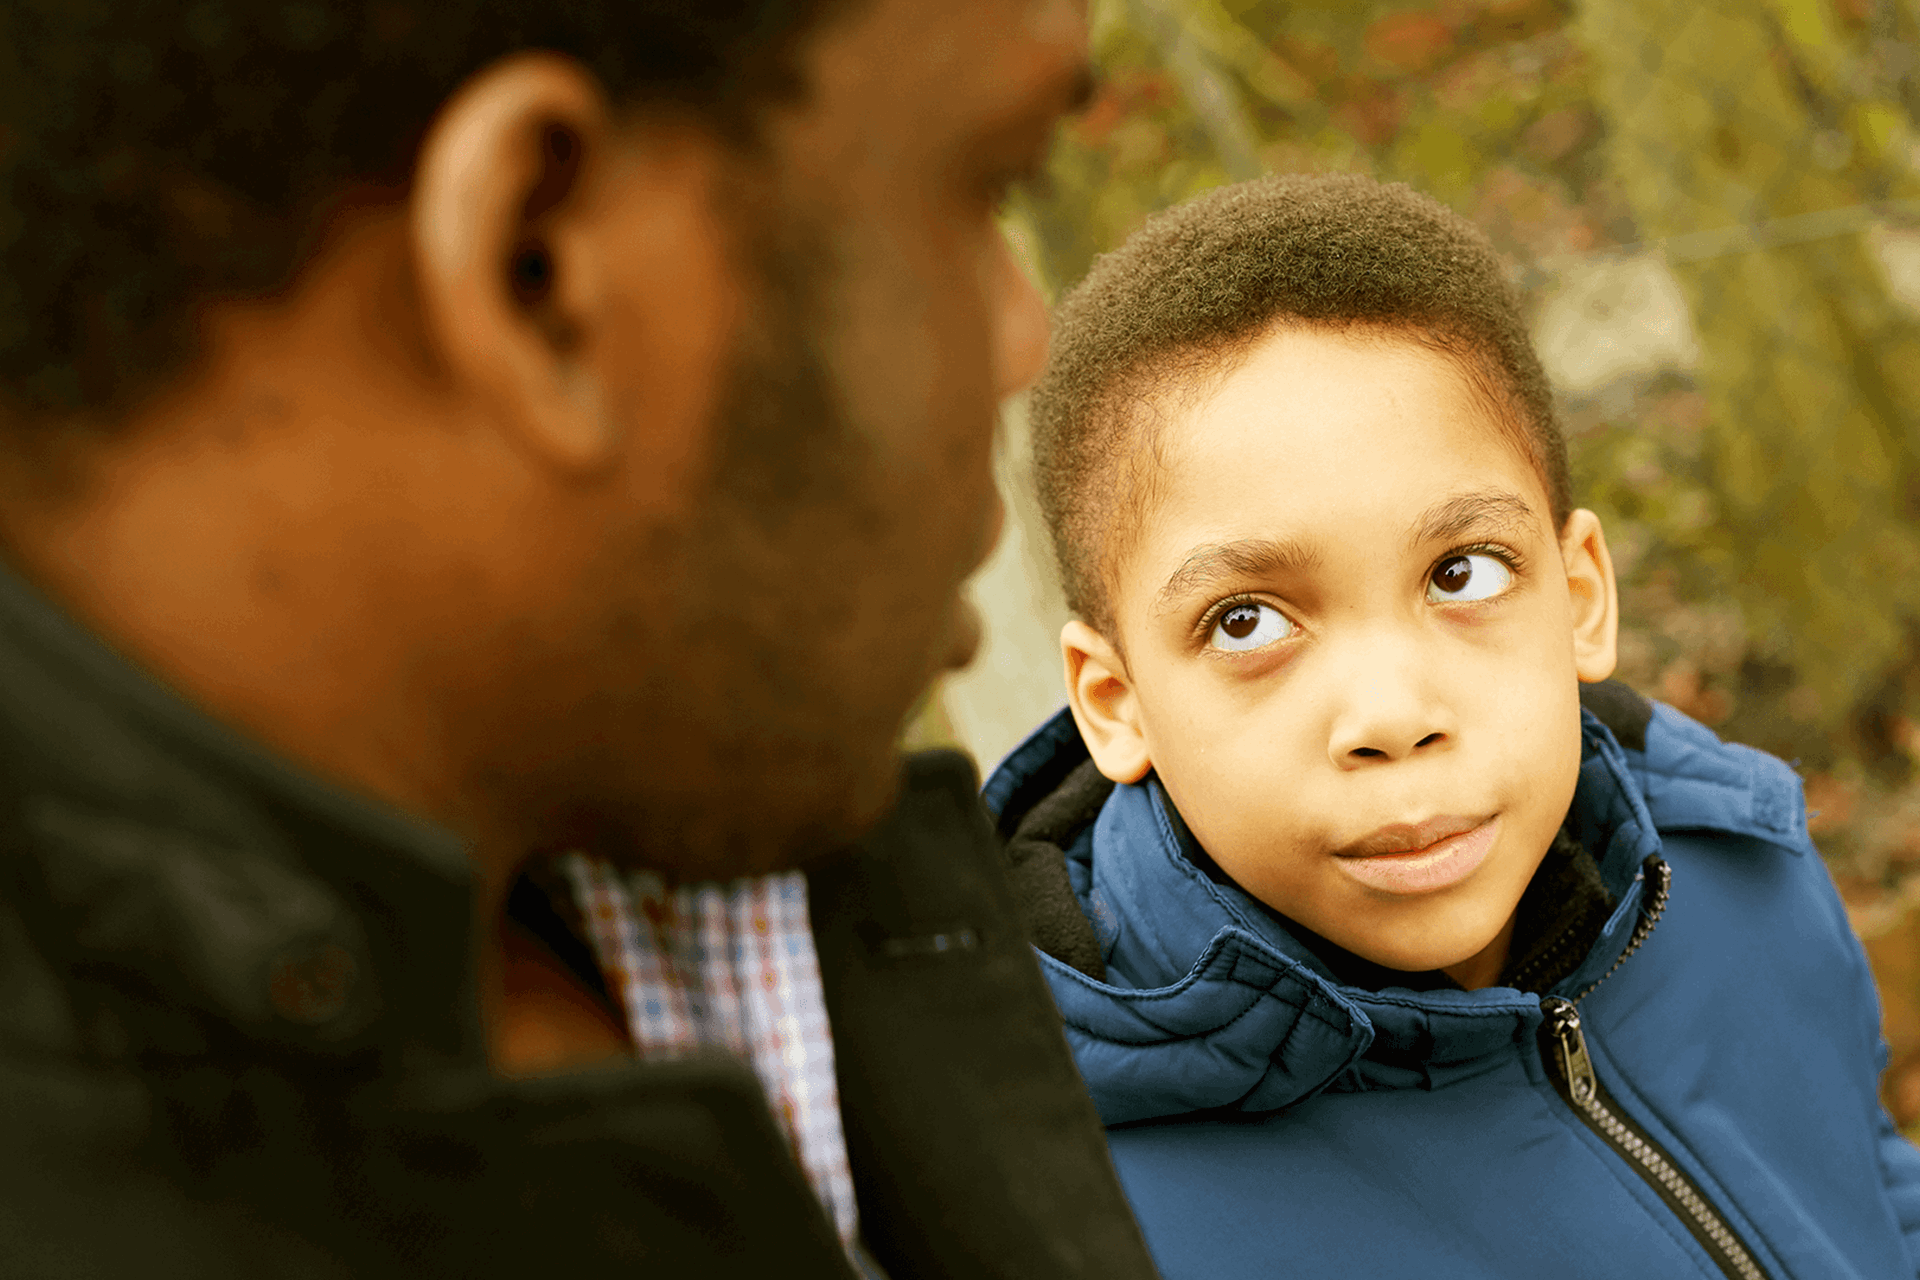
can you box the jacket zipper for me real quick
[1537,857,1770,1280]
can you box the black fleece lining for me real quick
[1499,827,1615,992]
[1580,680,1652,752]
[1004,759,1115,979]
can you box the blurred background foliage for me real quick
[925,0,1920,1124]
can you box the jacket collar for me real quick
[985,686,1805,1125]
[1626,702,1808,847]
[0,555,481,1064]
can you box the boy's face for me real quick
[1064,326,1618,986]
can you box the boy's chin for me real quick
[1337,908,1518,982]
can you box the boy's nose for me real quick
[1325,646,1455,768]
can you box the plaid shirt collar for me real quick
[560,855,860,1247]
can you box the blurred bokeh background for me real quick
[904,0,1920,1129]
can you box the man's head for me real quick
[0,0,1090,886]
[1047,175,1618,987]
[0,0,849,423]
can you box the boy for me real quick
[983,173,1920,1279]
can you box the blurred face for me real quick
[1072,326,1616,984]
[0,3,1085,889]
[543,0,1089,875]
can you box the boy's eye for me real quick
[1427,553,1514,603]
[1208,602,1293,652]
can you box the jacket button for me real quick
[269,942,357,1025]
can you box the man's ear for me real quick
[1561,508,1619,683]
[1063,620,1152,784]
[409,52,737,484]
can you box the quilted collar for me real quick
[985,690,1805,1125]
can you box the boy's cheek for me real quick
[1468,673,1586,878]
[1449,616,1585,739]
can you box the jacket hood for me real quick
[982,684,1808,1125]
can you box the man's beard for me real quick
[546,207,912,882]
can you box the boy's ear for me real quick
[1561,508,1619,683]
[1063,620,1152,784]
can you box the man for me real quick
[0,1,1158,1276]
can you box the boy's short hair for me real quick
[1030,172,1569,637]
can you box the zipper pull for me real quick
[1540,995,1599,1108]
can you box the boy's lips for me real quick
[1333,814,1489,858]
[1330,814,1500,896]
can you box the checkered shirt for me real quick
[558,854,860,1247]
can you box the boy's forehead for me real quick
[1113,326,1555,618]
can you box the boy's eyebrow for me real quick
[1151,490,1537,615]
[1409,490,1538,548]
[1152,537,1322,615]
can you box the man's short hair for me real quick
[1029,172,1570,637]
[0,0,847,426]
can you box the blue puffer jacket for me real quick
[983,688,1920,1279]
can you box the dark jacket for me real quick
[983,687,1920,1279]
[0,560,1158,1280]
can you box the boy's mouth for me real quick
[1330,814,1500,896]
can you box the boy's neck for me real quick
[1438,915,1517,990]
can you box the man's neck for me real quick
[1,444,460,812]
[0,345,600,1076]
[484,903,633,1075]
